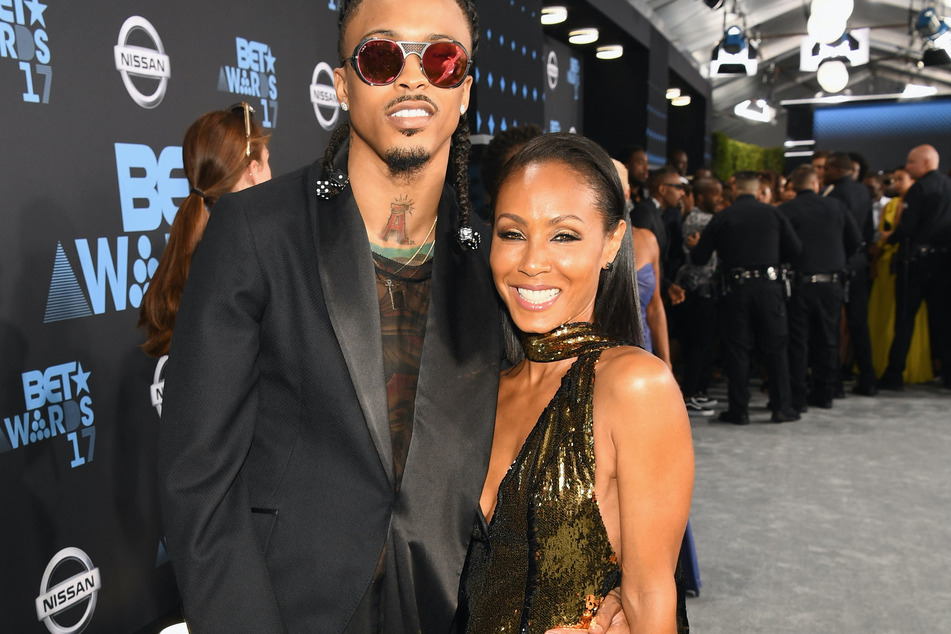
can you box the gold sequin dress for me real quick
[459,323,688,633]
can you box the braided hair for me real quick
[324,0,479,246]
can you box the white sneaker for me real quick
[690,395,717,409]
[685,400,714,416]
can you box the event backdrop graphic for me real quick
[0,1,585,631]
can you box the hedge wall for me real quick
[711,131,785,180]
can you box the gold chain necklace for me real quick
[392,215,438,275]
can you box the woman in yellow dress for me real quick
[867,168,933,382]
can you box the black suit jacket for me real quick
[779,190,861,274]
[691,194,802,269]
[631,197,668,263]
[887,169,951,248]
[825,177,873,269]
[159,160,500,633]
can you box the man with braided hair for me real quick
[158,0,626,632]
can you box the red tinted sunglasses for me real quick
[348,38,471,89]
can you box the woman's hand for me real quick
[544,588,630,633]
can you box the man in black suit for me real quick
[632,166,684,287]
[692,171,802,424]
[880,144,951,390]
[159,1,495,631]
[823,151,878,396]
[780,166,861,411]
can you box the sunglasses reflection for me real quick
[350,38,471,89]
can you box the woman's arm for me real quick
[640,231,672,369]
[595,350,694,632]
[635,229,673,368]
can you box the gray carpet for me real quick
[685,381,951,633]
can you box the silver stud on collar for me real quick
[457,225,480,250]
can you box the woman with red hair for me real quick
[139,103,270,358]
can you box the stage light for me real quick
[734,99,775,123]
[915,7,950,39]
[710,26,758,77]
[671,95,692,106]
[915,8,951,66]
[807,13,847,44]
[666,88,681,100]
[596,45,623,60]
[801,28,869,72]
[901,83,938,98]
[541,6,568,26]
[812,0,853,22]
[568,28,599,45]
[921,46,951,66]
[783,140,816,148]
[816,59,849,93]
[722,25,746,54]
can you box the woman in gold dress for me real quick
[459,134,693,633]
[867,168,933,383]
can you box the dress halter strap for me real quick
[521,322,623,363]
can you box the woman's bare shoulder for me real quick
[597,346,670,385]
[595,346,685,420]
[632,227,660,256]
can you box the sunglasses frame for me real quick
[347,37,472,89]
[230,101,255,156]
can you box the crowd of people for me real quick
[617,143,951,425]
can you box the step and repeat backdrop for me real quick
[0,1,579,632]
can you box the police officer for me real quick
[692,171,802,424]
[780,165,861,411]
[880,144,951,390]
[823,151,878,395]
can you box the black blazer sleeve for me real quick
[842,204,862,258]
[777,209,803,262]
[158,193,285,634]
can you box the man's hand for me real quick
[545,589,629,634]
[684,231,701,249]
[667,283,686,306]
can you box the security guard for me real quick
[692,171,802,424]
[880,144,951,390]
[823,151,878,395]
[780,166,861,411]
